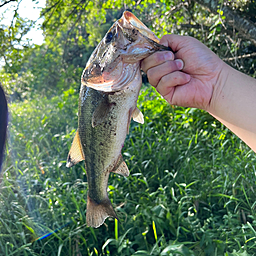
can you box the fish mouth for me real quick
[117,11,161,43]
[82,11,170,92]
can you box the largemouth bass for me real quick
[66,11,170,228]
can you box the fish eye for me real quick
[105,28,117,44]
[105,31,113,43]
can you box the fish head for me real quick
[81,11,170,92]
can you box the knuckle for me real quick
[147,68,159,86]
[166,60,177,72]
[148,79,157,87]
[170,74,180,85]
[154,52,166,63]
[141,60,147,72]
[146,67,154,79]
[160,74,169,84]
[155,87,161,94]
[169,71,186,86]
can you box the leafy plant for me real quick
[1,0,256,255]
[1,86,256,255]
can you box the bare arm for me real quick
[141,34,256,152]
[210,63,256,151]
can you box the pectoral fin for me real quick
[126,107,144,135]
[92,98,112,127]
[132,107,144,124]
[66,130,85,168]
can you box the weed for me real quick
[0,86,255,255]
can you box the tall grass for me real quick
[0,85,256,255]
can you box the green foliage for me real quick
[1,0,255,99]
[1,86,256,255]
[1,0,256,255]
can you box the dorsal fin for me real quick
[66,130,85,168]
[132,107,144,124]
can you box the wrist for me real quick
[207,61,231,116]
[208,62,256,133]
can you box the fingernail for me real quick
[175,59,184,70]
[164,52,174,61]
[185,73,191,82]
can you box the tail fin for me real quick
[86,195,118,228]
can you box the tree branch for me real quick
[0,0,17,8]
[223,52,256,61]
[194,0,256,46]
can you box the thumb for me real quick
[159,34,185,52]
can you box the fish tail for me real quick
[86,195,119,228]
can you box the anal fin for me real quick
[66,130,85,168]
[112,154,129,177]
[112,161,129,177]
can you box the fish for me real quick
[66,11,171,228]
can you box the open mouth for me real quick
[118,11,160,43]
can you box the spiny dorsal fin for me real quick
[92,98,112,127]
[132,107,144,124]
[66,130,85,168]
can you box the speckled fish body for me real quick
[66,11,170,228]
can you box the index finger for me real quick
[141,51,174,73]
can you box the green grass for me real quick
[1,85,256,255]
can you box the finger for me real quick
[155,71,191,98]
[147,59,184,87]
[141,51,174,73]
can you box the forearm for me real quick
[209,63,256,151]
[211,116,256,151]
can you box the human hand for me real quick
[141,34,225,111]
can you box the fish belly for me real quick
[78,76,141,227]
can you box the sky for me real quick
[1,0,46,45]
